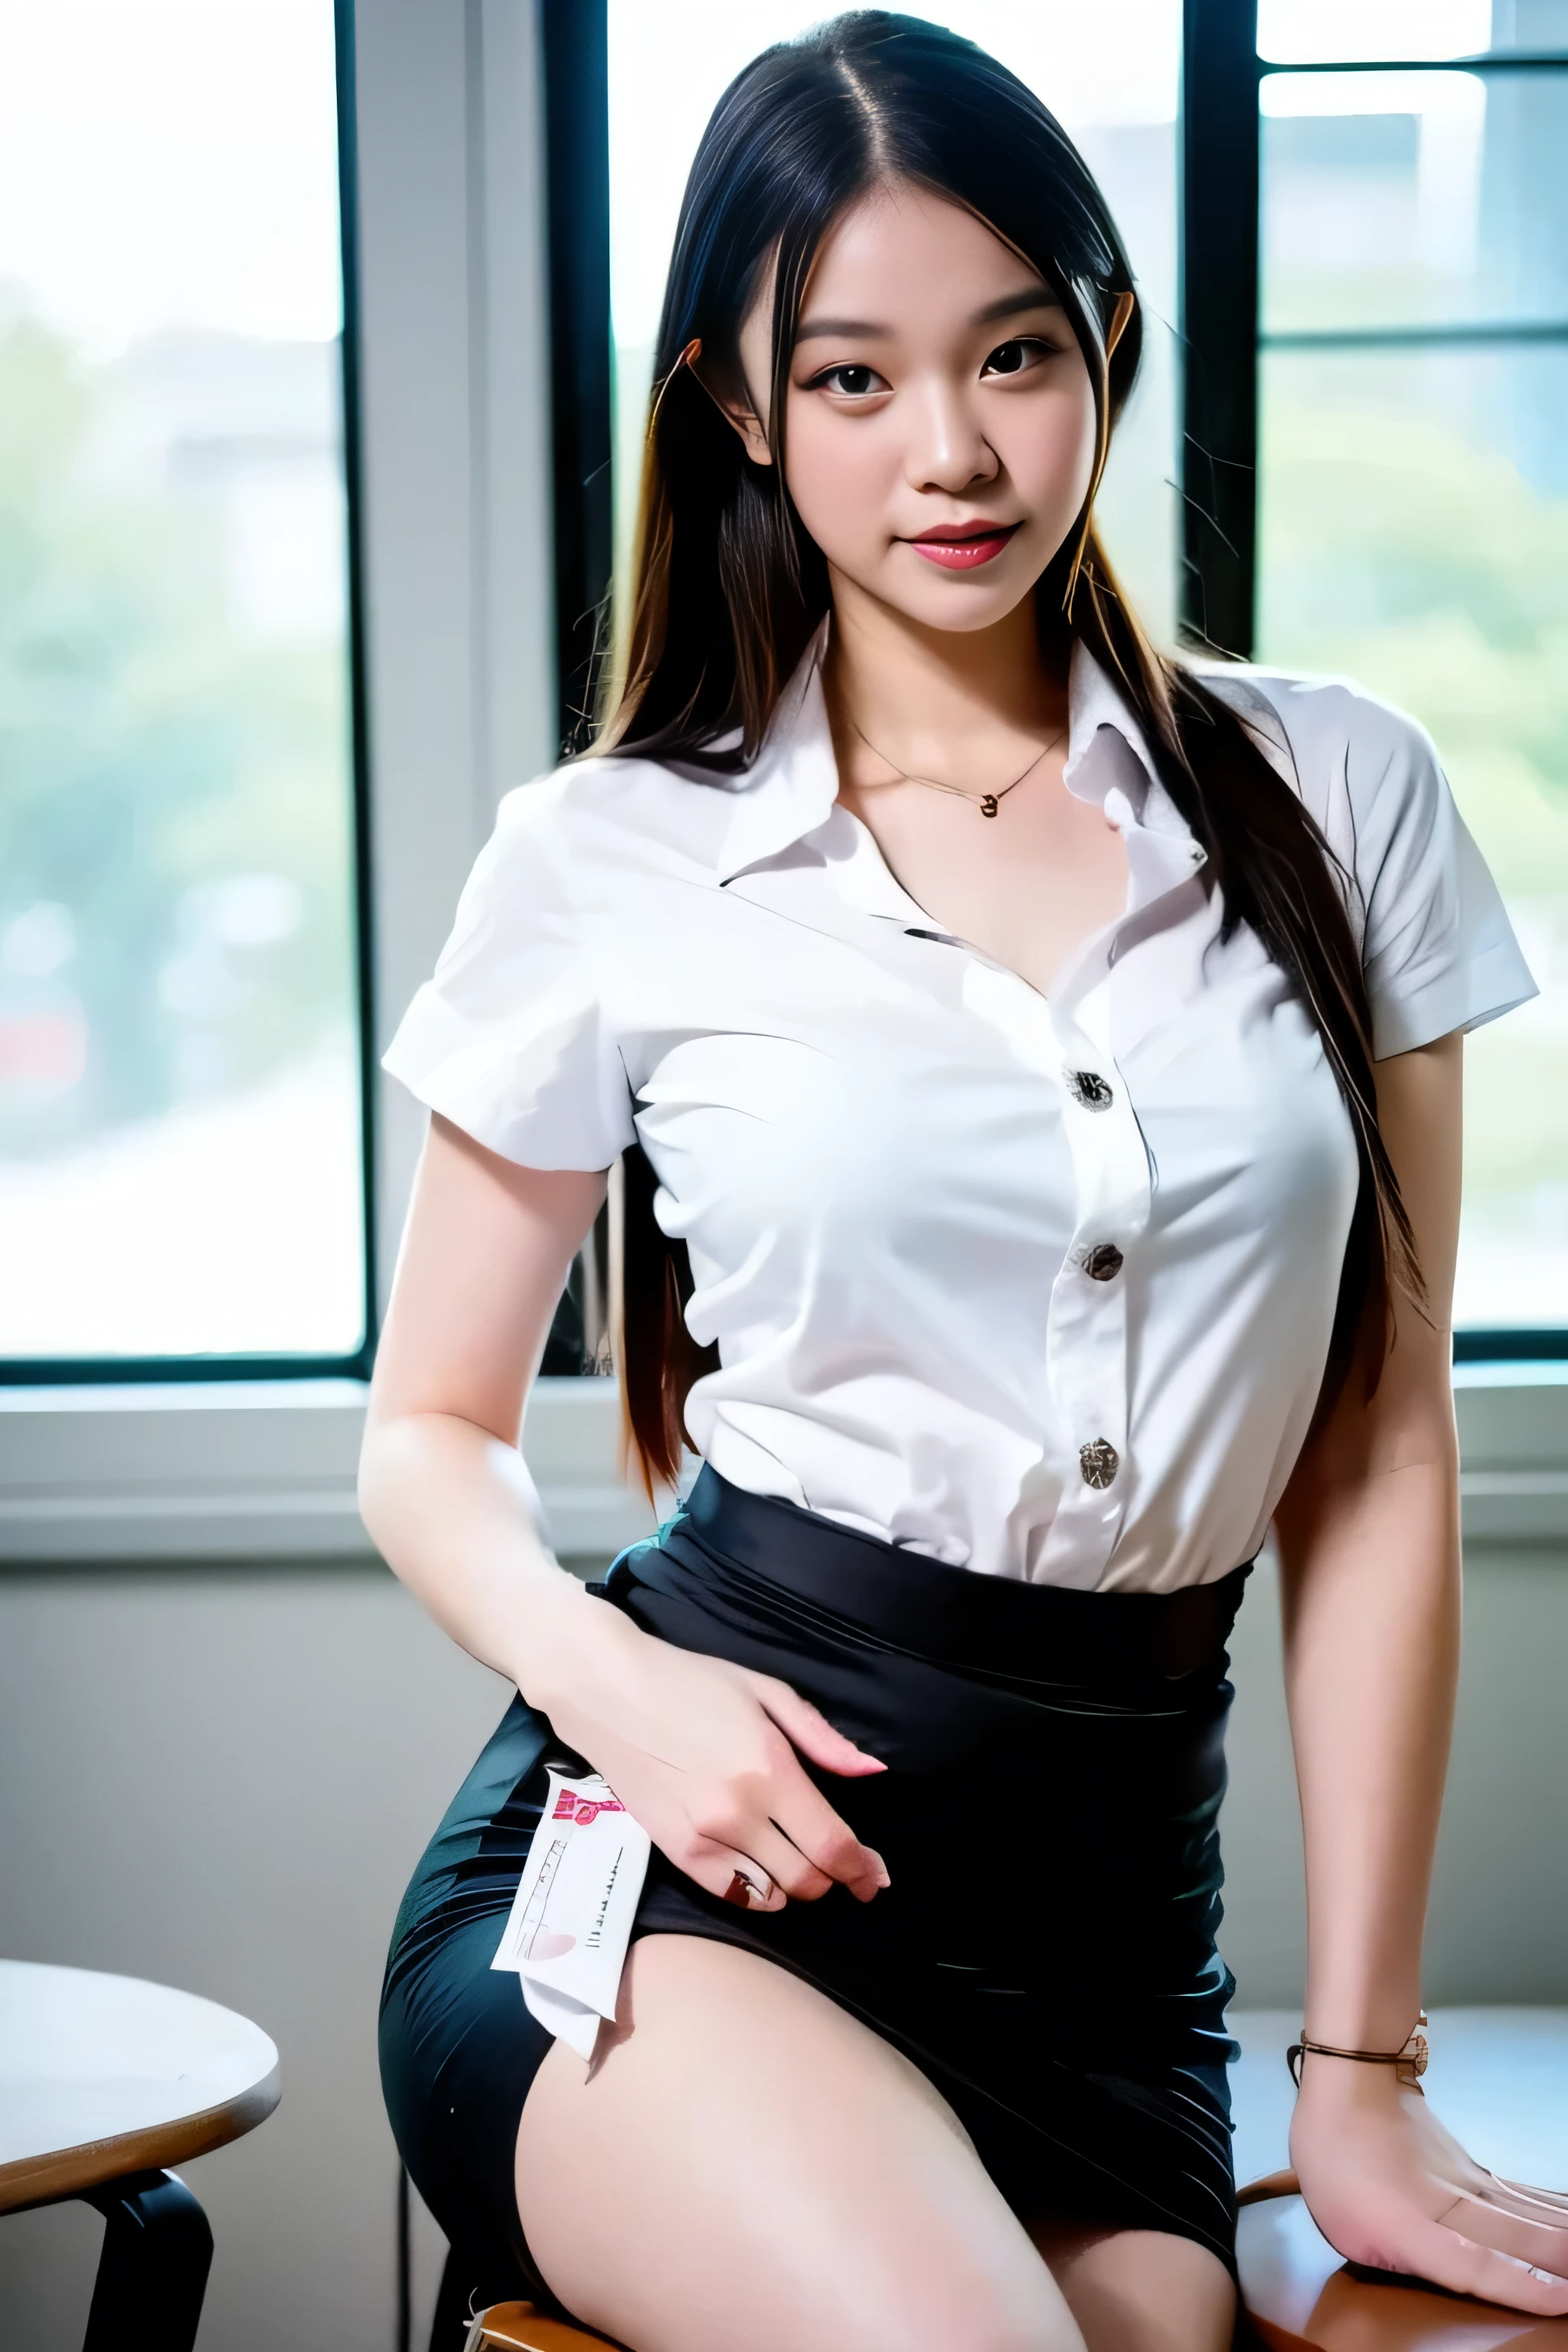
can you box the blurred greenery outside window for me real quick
[0,0,365,1365]
[1256,0,1568,1331]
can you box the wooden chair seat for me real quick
[466,2239,1568,2352]
[464,2305,618,2352]
[1234,2008,1568,2350]
[1238,2187,1568,2349]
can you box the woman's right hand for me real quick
[527,1594,890,1913]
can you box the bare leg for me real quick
[1031,2220,1236,2352]
[514,1933,1086,2352]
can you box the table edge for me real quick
[0,2061,281,2215]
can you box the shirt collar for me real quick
[713,621,1206,907]
[1062,642,1209,910]
[713,622,841,884]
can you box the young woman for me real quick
[361,15,1566,2350]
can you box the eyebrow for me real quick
[794,285,1063,343]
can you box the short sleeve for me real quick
[1221,671,1538,1060]
[381,778,636,1170]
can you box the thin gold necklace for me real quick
[848,713,1067,818]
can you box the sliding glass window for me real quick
[0,0,370,1374]
[1178,0,1568,1350]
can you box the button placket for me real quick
[1041,970,1149,1586]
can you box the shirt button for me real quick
[1079,1438,1120,1489]
[1082,1243,1124,1282]
[1065,1069,1114,1112]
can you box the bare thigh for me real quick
[514,1932,1084,2352]
[1031,2218,1237,2352]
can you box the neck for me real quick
[822,567,1069,761]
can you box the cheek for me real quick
[782,404,895,559]
[1007,384,1099,526]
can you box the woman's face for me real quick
[730,181,1102,635]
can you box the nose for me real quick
[905,376,998,497]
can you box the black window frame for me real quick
[537,0,615,1377]
[0,0,379,1390]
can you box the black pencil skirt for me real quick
[380,1465,1252,2321]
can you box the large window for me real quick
[0,0,369,1374]
[1184,0,1568,1353]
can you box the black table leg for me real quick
[79,2167,214,2352]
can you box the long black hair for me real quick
[603,8,1419,1495]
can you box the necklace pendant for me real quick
[980,792,999,818]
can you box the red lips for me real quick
[903,521,1020,570]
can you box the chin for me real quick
[884,567,1039,635]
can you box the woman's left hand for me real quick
[1290,2062,1568,2314]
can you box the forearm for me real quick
[358,1409,633,1704]
[1276,1449,1461,2047]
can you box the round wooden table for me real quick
[0,1958,279,2350]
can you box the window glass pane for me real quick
[607,0,1182,647]
[1258,0,1568,61]
[1257,344,1568,1328]
[0,0,364,1361]
[1262,70,1568,333]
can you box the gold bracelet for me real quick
[1287,2012,1428,2089]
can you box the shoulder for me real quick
[1192,661,1536,1054]
[1190,659,1445,862]
[480,747,741,894]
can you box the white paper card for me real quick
[491,1769,652,2060]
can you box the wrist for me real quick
[1289,2012,1429,2102]
[1298,1979,1424,2055]
[508,1573,643,1718]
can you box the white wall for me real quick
[1223,1549,1568,2007]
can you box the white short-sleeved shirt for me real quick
[384,629,1534,1592]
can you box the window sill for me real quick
[0,1362,1563,1567]
[0,1377,659,1566]
[1453,1362,1568,1547]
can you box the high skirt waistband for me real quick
[658,1462,1252,1687]
[602,1466,1247,2051]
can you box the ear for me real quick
[1105,289,1136,362]
[688,341,774,469]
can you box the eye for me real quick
[981,336,1054,379]
[808,362,889,399]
